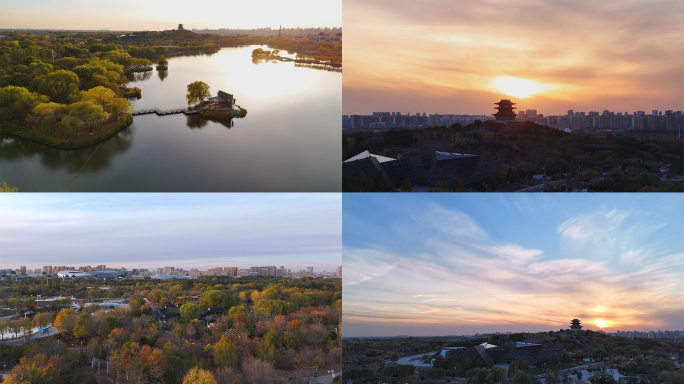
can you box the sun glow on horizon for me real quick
[492,77,551,98]
[595,319,611,328]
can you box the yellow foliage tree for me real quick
[183,367,217,384]
[54,308,78,337]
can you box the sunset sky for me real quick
[343,194,684,337]
[0,0,341,30]
[343,0,684,116]
[0,194,341,272]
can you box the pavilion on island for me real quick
[207,91,235,109]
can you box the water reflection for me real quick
[294,63,342,73]
[157,69,168,81]
[186,114,208,129]
[0,130,133,173]
[126,71,153,82]
[186,114,234,129]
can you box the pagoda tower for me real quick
[570,319,582,330]
[493,99,517,122]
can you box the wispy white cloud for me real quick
[344,204,684,337]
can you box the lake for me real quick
[0,45,341,192]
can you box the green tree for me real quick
[186,81,210,107]
[401,178,413,192]
[29,70,80,102]
[73,313,94,339]
[180,302,201,322]
[0,85,49,119]
[545,157,571,178]
[213,335,238,368]
[451,176,466,191]
[66,101,107,134]
[518,358,528,373]
[488,366,507,384]
[513,370,533,384]
[157,55,168,68]
[22,297,37,311]
[199,290,229,309]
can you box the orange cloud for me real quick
[343,0,684,115]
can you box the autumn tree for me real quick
[183,367,217,384]
[4,354,65,384]
[54,308,79,337]
[213,335,238,368]
[108,97,132,121]
[83,85,117,111]
[32,102,65,136]
[158,56,168,68]
[508,361,516,377]
[186,81,210,107]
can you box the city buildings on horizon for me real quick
[0,264,342,280]
[343,106,684,132]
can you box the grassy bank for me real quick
[1,114,133,149]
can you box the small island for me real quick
[251,47,341,68]
[186,81,247,120]
[156,55,168,70]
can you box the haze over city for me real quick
[343,194,684,337]
[0,194,342,272]
[0,0,341,30]
[342,0,684,115]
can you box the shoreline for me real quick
[1,114,133,150]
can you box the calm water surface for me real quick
[0,46,341,191]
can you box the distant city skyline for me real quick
[0,194,342,272]
[1,0,341,30]
[1,263,341,277]
[343,0,684,115]
[343,194,684,337]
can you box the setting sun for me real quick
[595,319,609,328]
[492,77,551,98]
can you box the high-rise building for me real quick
[336,266,342,277]
[307,267,314,274]
[20,266,26,276]
[568,110,574,117]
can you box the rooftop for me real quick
[343,150,395,163]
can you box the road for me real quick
[0,326,58,345]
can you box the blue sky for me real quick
[0,193,341,273]
[343,194,684,337]
[1,0,341,30]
